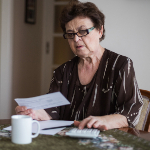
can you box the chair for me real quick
[135,89,150,132]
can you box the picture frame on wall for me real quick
[25,0,36,24]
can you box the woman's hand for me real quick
[15,106,52,121]
[74,114,128,131]
[74,116,107,131]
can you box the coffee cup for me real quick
[11,115,40,144]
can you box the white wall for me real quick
[0,0,13,119]
[80,0,150,90]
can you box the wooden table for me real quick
[0,119,11,125]
[1,119,150,141]
[0,119,150,150]
[119,127,150,142]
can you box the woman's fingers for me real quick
[15,106,33,115]
[15,106,24,113]
[17,110,32,115]
[78,116,92,129]
[86,118,97,128]
[74,120,80,127]
[92,119,103,128]
[76,116,108,131]
[15,106,51,121]
[32,109,52,120]
[15,106,27,114]
[92,118,108,131]
[28,111,37,120]
[97,125,108,131]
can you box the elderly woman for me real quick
[15,0,143,131]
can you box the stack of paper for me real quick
[4,120,73,135]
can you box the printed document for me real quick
[15,92,70,110]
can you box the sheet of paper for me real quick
[3,126,11,131]
[36,127,65,135]
[3,120,73,135]
[15,92,70,110]
[33,120,74,130]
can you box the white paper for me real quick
[15,92,70,110]
[3,120,73,135]
[37,127,65,135]
[3,126,11,130]
[32,120,74,130]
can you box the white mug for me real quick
[11,115,40,144]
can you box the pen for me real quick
[42,124,74,130]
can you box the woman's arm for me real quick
[15,68,62,120]
[74,114,128,131]
[114,58,143,128]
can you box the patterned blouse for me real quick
[45,49,143,128]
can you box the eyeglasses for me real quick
[63,27,95,39]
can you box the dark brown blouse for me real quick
[45,49,143,128]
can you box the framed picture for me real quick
[25,0,36,24]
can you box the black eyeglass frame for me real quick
[63,27,95,39]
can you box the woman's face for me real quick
[65,16,103,58]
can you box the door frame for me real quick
[41,0,54,94]
[0,0,14,119]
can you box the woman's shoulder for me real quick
[105,49,128,60]
[104,49,133,69]
[57,56,77,69]
[54,56,78,76]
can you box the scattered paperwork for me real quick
[3,120,74,135]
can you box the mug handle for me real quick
[31,120,40,138]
